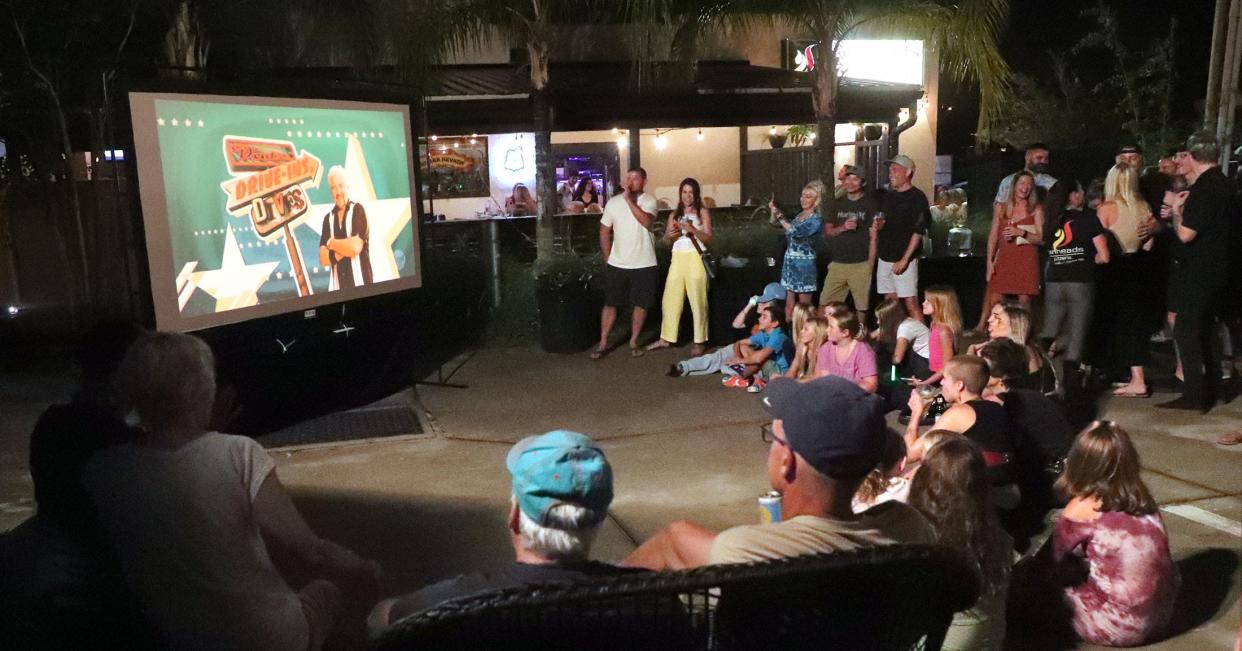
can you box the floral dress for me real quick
[781,211,823,294]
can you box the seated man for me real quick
[369,430,633,631]
[670,306,789,394]
[622,377,933,570]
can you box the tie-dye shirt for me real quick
[1051,511,1179,646]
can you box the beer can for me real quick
[758,491,783,524]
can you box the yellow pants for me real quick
[660,250,709,344]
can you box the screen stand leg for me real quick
[284,224,312,297]
[414,350,473,389]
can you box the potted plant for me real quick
[535,249,604,353]
[786,124,815,147]
[767,128,787,149]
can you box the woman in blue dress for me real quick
[770,181,824,322]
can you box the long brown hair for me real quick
[1055,421,1157,516]
[1005,170,1040,219]
[855,429,907,505]
[873,298,908,346]
[909,437,1010,597]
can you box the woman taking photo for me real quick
[647,178,712,355]
[770,181,824,323]
[976,171,1044,331]
[1097,163,1156,397]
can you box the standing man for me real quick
[995,143,1063,223]
[592,167,659,359]
[874,155,931,319]
[1158,133,1234,412]
[820,165,877,313]
[318,165,372,291]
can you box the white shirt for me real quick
[600,192,658,269]
[84,433,308,651]
[994,171,1058,203]
[897,318,932,359]
[670,212,704,253]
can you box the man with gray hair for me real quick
[1157,132,1236,412]
[319,165,372,290]
[369,430,633,631]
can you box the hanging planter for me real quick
[768,132,787,149]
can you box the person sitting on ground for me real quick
[905,356,1018,499]
[621,377,934,570]
[670,306,789,394]
[1009,422,1179,647]
[916,285,963,388]
[815,309,879,393]
[821,300,851,320]
[785,316,829,380]
[369,430,634,632]
[908,437,1013,651]
[977,340,1074,540]
[6,320,152,648]
[851,429,909,513]
[970,302,1049,391]
[84,332,384,651]
[732,282,785,336]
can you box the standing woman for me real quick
[1097,163,1155,397]
[771,181,824,323]
[977,172,1044,330]
[648,178,712,355]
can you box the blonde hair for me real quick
[791,303,815,345]
[794,317,830,378]
[1103,163,1145,209]
[802,180,825,210]
[1000,303,1032,345]
[923,286,962,336]
[115,332,216,432]
[1005,170,1039,219]
[873,298,907,345]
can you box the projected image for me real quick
[130,93,421,331]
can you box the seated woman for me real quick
[572,177,600,210]
[970,302,1050,392]
[1010,422,1178,647]
[83,333,384,651]
[505,183,537,216]
[872,298,931,414]
[909,437,1013,651]
[815,309,878,393]
[785,313,829,380]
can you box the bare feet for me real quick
[1217,428,1242,446]
[645,339,672,352]
[689,343,707,357]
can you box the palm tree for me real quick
[665,0,1010,202]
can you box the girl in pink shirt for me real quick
[920,285,962,387]
[816,310,878,393]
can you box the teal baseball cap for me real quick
[507,430,613,527]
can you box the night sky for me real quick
[939,0,1218,155]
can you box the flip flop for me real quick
[630,347,645,358]
[589,348,607,360]
[1112,386,1151,398]
[1216,430,1242,446]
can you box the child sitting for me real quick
[669,307,790,393]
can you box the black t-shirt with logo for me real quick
[877,187,931,262]
[826,194,876,264]
[1045,208,1105,283]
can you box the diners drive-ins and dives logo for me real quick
[220,136,322,239]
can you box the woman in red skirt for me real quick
[977,171,1045,330]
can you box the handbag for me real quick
[679,217,717,279]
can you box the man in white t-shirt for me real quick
[592,167,660,359]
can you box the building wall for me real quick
[425,132,537,220]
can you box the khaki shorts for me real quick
[820,261,873,310]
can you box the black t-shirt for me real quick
[877,187,930,262]
[826,194,876,264]
[1045,208,1105,283]
[962,399,1016,454]
[1001,389,1074,469]
[383,561,642,624]
[1176,167,1234,273]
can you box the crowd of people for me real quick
[6,130,1237,650]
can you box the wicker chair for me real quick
[371,544,980,651]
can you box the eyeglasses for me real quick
[760,423,788,447]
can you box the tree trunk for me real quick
[811,43,840,215]
[532,84,556,264]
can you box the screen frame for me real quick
[129,90,423,332]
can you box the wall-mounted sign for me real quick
[781,39,924,86]
[419,137,489,198]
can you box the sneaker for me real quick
[722,376,748,388]
[747,378,767,393]
[667,364,684,378]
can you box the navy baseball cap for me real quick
[507,430,613,527]
[760,376,887,479]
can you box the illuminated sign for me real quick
[782,39,924,86]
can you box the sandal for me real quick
[1217,429,1242,446]
[630,347,645,358]
[1112,386,1151,398]
[589,348,607,360]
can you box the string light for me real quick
[654,131,667,150]
[616,136,627,150]
[769,126,777,135]
[611,127,619,135]
[696,129,704,141]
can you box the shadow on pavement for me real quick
[1164,547,1241,640]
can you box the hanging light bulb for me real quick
[611,127,619,135]
[654,132,667,150]
[696,129,704,141]
[616,136,627,150]
[769,126,777,135]
[808,131,817,141]
[430,134,438,141]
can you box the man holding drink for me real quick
[820,165,878,313]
